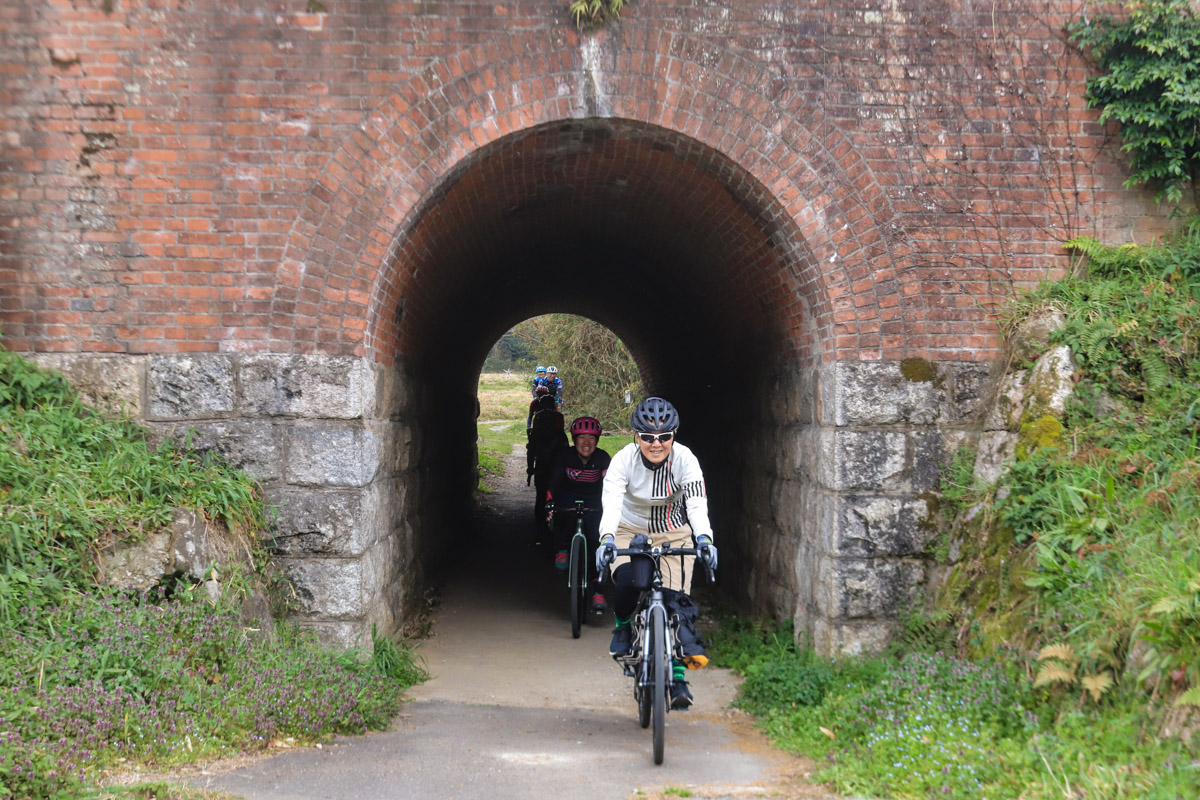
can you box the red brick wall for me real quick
[0,0,1175,367]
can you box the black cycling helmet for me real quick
[631,396,679,433]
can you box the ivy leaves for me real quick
[1068,0,1200,205]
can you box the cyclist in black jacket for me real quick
[546,416,611,611]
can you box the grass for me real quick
[475,371,533,492]
[705,219,1200,800]
[708,616,1198,800]
[477,371,531,422]
[0,349,426,800]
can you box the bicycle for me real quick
[605,536,714,765]
[564,499,600,639]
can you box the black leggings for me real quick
[609,563,644,619]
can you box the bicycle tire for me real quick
[650,605,667,764]
[637,677,651,729]
[569,536,584,638]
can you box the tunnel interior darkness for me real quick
[377,119,824,609]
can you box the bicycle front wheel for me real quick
[569,536,585,638]
[650,604,668,764]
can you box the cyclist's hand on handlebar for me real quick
[596,535,616,574]
[696,534,718,572]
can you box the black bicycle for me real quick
[565,500,598,638]
[606,537,713,765]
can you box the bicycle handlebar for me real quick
[613,546,700,558]
[605,545,715,583]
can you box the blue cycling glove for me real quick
[596,535,617,574]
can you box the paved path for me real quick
[188,445,831,800]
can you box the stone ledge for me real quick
[285,423,381,487]
[265,484,385,557]
[812,555,926,619]
[812,491,938,558]
[239,354,375,419]
[147,355,235,421]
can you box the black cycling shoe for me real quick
[670,680,693,709]
[609,625,632,656]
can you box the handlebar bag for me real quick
[629,553,654,591]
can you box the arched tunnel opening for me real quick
[380,119,824,627]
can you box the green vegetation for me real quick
[568,0,629,29]
[509,314,641,432]
[476,371,530,490]
[1068,0,1200,206]
[0,350,424,800]
[710,218,1200,799]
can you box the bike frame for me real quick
[610,543,705,690]
[607,540,711,765]
[567,500,591,592]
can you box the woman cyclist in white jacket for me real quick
[595,396,718,709]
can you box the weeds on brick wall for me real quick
[568,0,629,30]
[0,347,425,800]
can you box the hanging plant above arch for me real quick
[569,0,630,30]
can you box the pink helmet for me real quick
[570,416,602,438]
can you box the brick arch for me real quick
[267,27,910,366]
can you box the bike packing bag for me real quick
[662,589,705,659]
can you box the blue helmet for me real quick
[536,365,547,374]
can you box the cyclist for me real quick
[545,365,564,407]
[595,396,718,710]
[526,385,551,434]
[531,365,548,398]
[526,394,566,544]
[546,416,612,611]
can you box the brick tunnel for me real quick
[407,117,821,633]
[3,2,1167,653]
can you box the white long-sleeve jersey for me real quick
[599,441,713,541]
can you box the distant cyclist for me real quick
[545,365,564,407]
[526,394,566,544]
[595,396,717,709]
[546,416,612,611]
[526,385,551,434]
[531,365,549,398]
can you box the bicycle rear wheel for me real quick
[650,605,668,764]
[569,537,584,638]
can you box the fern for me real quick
[1065,238,1146,278]
[1064,236,1108,260]
[1114,318,1140,337]
[1038,643,1078,662]
[1081,671,1115,702]
[1139,351,1171,390]
[1079,319,1116,365]
[1174,687,1200,707]
[1035,663,1078,687]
